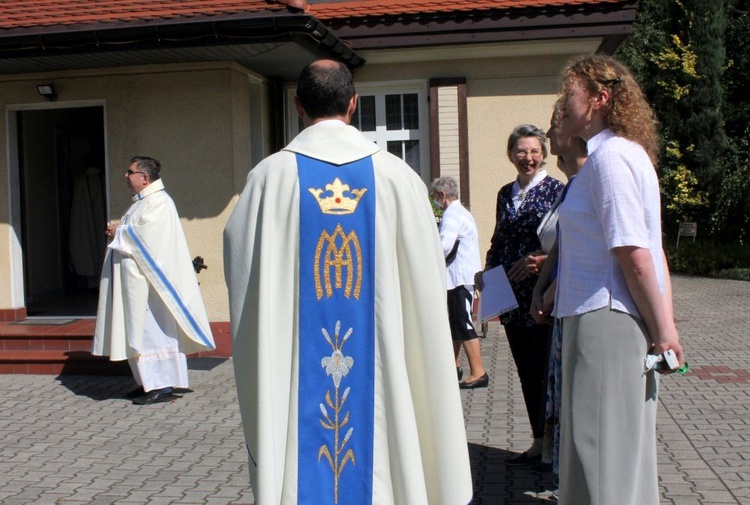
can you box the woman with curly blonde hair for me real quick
[561,55,660,164]
[553,54,684,505]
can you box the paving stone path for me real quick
[0,275,747,504]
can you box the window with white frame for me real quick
[286,81,430,181]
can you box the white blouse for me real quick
[439,200,483,290]
[554,129,666,318]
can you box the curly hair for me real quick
[562,54,659,164]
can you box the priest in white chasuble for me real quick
[93,156,215,405]
[224,59,473,505]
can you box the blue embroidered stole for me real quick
[297,154,375,505]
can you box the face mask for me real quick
[432,192,446,209]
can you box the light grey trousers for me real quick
[558,307,660,505]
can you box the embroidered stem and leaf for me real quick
[318,321,356,504]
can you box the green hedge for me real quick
[666,240,750,280]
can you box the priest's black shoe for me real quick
[125,386,145,399]
[459,373,489,389]
[132,390,178,405]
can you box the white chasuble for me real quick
[224,120,473,505]
[93,179,215,366]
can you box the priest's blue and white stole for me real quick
[297,153,375,505]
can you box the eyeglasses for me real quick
[514,149,543,159]
[126,169,146,176]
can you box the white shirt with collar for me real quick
[554,128,665,318]
[511,169,548,211]
[439,199,482,290]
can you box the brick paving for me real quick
[0,275,747,504]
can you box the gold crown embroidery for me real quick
[309,178,367,215]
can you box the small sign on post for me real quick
[676,222,697,249]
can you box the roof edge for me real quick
[324,2,637,52]
[0,12,364,68]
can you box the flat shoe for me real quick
[506,451,542,466]
[459,373,489,389]
[125,387,145,399]
[132,391,179,405]
[530,461,553,473]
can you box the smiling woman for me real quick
[475,123,563,466]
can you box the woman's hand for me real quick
[614,245,686,373]
[531,279,556,324]
[650,327,685,374]
[541,283,556,320]
[474,270,485,292]
[508,251,547,282]
[530,291,549,324]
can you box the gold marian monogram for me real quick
[314,224,362,300]
[309,178,367,215]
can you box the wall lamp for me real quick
[37,83,57,101]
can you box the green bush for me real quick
[714,268,750,281]
[666,239,750,279]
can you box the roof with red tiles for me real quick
[0,0,631,31]
[310,0,630,20]
[0,1,298,31]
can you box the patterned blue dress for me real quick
[485,175,564,327]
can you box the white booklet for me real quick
[477,264,519,323]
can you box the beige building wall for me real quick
[0,62,265,320]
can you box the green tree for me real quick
[672,0,727,182]
[722,0,750,140]
[711,136,750,241]
[713,0,750,242]
[618,0,729,236]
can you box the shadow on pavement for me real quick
[468,443,558,504]
[187,356,228,370]
[54,357,226,401]
[56,374,138,401]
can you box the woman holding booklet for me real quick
[475,124,563,466]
